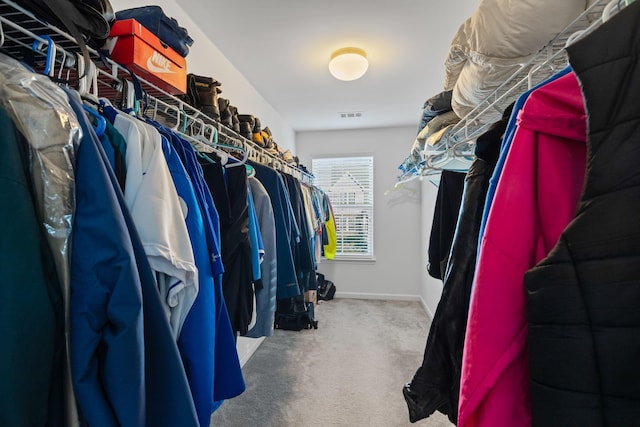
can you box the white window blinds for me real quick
[312,156,374,259]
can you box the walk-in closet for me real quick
[1,0,639,426]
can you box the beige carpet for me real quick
[210,298,455,427]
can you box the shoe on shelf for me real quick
[282,149,294,163]
[228,105,240,132]
[238,114,255,129]
[217,96,229,112]
[262,126,274,148]
[252,130,265,147]
[239,122,252,140]
[218,98,232,128]
[195,77,221,121]
[253,116,262,133]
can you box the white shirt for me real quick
[113,112,198,338]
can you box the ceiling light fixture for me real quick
[329,47,369,81]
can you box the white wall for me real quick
[110,0,296,151]
[420,179,446,318]
[297,126,423,300]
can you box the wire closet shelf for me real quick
[399,0,617,183]
[0,0,314,184]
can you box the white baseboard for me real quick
[236,336,266,367]
[419,296,434,321]
[335,292,433,320]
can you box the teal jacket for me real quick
[0,107,64,426]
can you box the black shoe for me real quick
[229,105,240,132]
[239,122,252,140]
[188,74,222,120]
[238,114,255,129]
[253,116,262,133]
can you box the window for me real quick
[312,156,374,259]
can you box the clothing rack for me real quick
[0,0,314,184]
[398,0,618,182]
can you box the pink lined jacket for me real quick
[458,71,587,427]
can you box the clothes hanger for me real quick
[0,20,5,49]
[75,54,106,137]
[212,131,247,168]
[31,35,56,77]
[187,118,230,165]
[244,145,256,177]
[56,49,73,83]
[602,0,623,22]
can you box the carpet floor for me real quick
[210,298,455,427]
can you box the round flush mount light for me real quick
[328,47,369,81]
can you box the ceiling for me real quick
[178,0,479,132]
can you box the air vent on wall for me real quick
[339,111,363,119]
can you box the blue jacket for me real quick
[250,161,300,299]
[67,91,199,427]
[67,92,145,427]
[149,123,245,407]
[161,136,219,427]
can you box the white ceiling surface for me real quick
[179,0,479,132]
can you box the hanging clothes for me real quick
[0,105,65,427]
[249,160,300,300]
[161,132,244,408]
[307,186,326,263]
[404,111,509,424]
[247,183,265,284]
[146,120,245,413]
[100,119,128,191]
[103,106,199,338]
[322,192,337,260]
[201,159,254,336]
[66,89,199,427]
[67,92,145,427]
[0,54,79,427]
[476,66,572,255]
[161,135,220,427]
[458,70,587,427]
[245,182,264,331]
[427,170,466,280]
[245,177,278,338]
[526,3,640,425]
[282,173,316,293]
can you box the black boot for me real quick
[262,126,274,149]
[238,114,255,129]
[229,105,240,133]
[239,122,252,140]
[238,114,255,140]
[186,74,222,121]
[218,98,233,128]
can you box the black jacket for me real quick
[406,114,508,424]
[427,170,466,280]
[525,3,640,425]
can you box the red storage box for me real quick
[107,19,186,95]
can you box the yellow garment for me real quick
[324,207,337,260]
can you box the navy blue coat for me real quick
[250,161,300,300]
[66,91,198,427]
